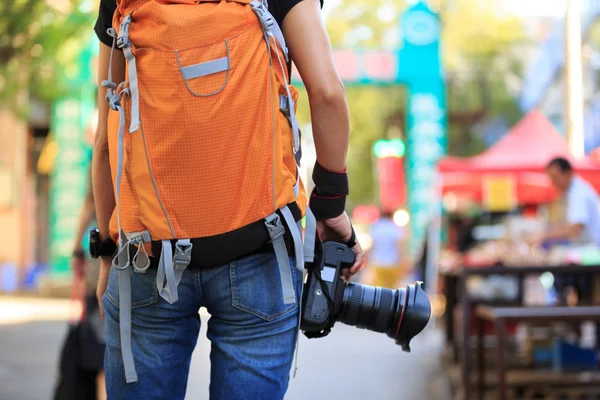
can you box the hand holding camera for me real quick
[317,212,365,278]
[301,241,431,352]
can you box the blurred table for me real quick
[441,264,600,400]
[475,305,600,400]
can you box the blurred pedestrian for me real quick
[53,182,106,400]
[367,210,407,288]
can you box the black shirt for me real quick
[94,0,322,47]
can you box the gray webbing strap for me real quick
[115,231,137,383]
[281,205,304,272]
[279,95,290,116]
[105,25,138,382]
[156,239,191,304]
[180,56,229,80]
[173,239,192,285]
[156,240,177,304]
[265,213,296,305]
[293,177,300,198]
[104,19,141,385]
[269,18,288,62]
[292,267,306,378]
[303,207,317,263]
[111,95,138,383]
[118,15,140,133]
[250,1,300,164]
[250,1,288,62]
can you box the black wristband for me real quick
[312,162,349,196]
[309,188,346,219]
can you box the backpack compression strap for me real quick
[251,0,301,167]
[104,18,194,384]
[251,0,318,377]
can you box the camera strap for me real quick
[303,260,336,339]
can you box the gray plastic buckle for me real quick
[251,2,274,33]
[117,15,132,49]
[279,95,290,116]
[138,230,152,243]
[264,214,285,242]
[173,242,193,270]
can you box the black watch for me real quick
[89,227,117,259]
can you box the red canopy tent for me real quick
[437,111,600,205]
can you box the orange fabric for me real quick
[108,0,306,241]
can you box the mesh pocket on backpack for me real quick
[175,39,230,97]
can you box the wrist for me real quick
[310,161,349,219]
[72,248,85,259]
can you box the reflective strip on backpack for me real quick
[264,213,296,305]
[179,56,229,80]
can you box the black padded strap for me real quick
[309,190,346,219]
[312,161,349,196]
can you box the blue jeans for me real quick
[102,252,302,400]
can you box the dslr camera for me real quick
[301,241,431,351]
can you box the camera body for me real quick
[301,241,431,352]
[301,242,354,335]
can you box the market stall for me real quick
[436,110,600,266]
[431,111,600,399]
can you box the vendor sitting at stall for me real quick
[536,157,600,305]
[540,157,600,247]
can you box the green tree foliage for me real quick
[294,0,527,206]
[0,0,94,115]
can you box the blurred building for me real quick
[518,0,600,151]
[0,102,51,291]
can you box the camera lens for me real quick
[338,282,431,352]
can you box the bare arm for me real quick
[94,42,125,315]
[282,0,349,173]
[543,223,584,242]
[92,42,125,242]
[282,1,365,275]
[72,187,96,252]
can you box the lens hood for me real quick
[394,282,431,352]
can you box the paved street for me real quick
[0,297,451,400]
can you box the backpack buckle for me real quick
[250,1,275,33]
[265,213,285,242]
[117,15,132,48]
[173,242,193,270]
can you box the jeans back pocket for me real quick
[105,267,159,310]
[230,253,299,321]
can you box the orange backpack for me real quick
[102,0,316,383]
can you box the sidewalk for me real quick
[0,295,77,325]
[0,296,451,399]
